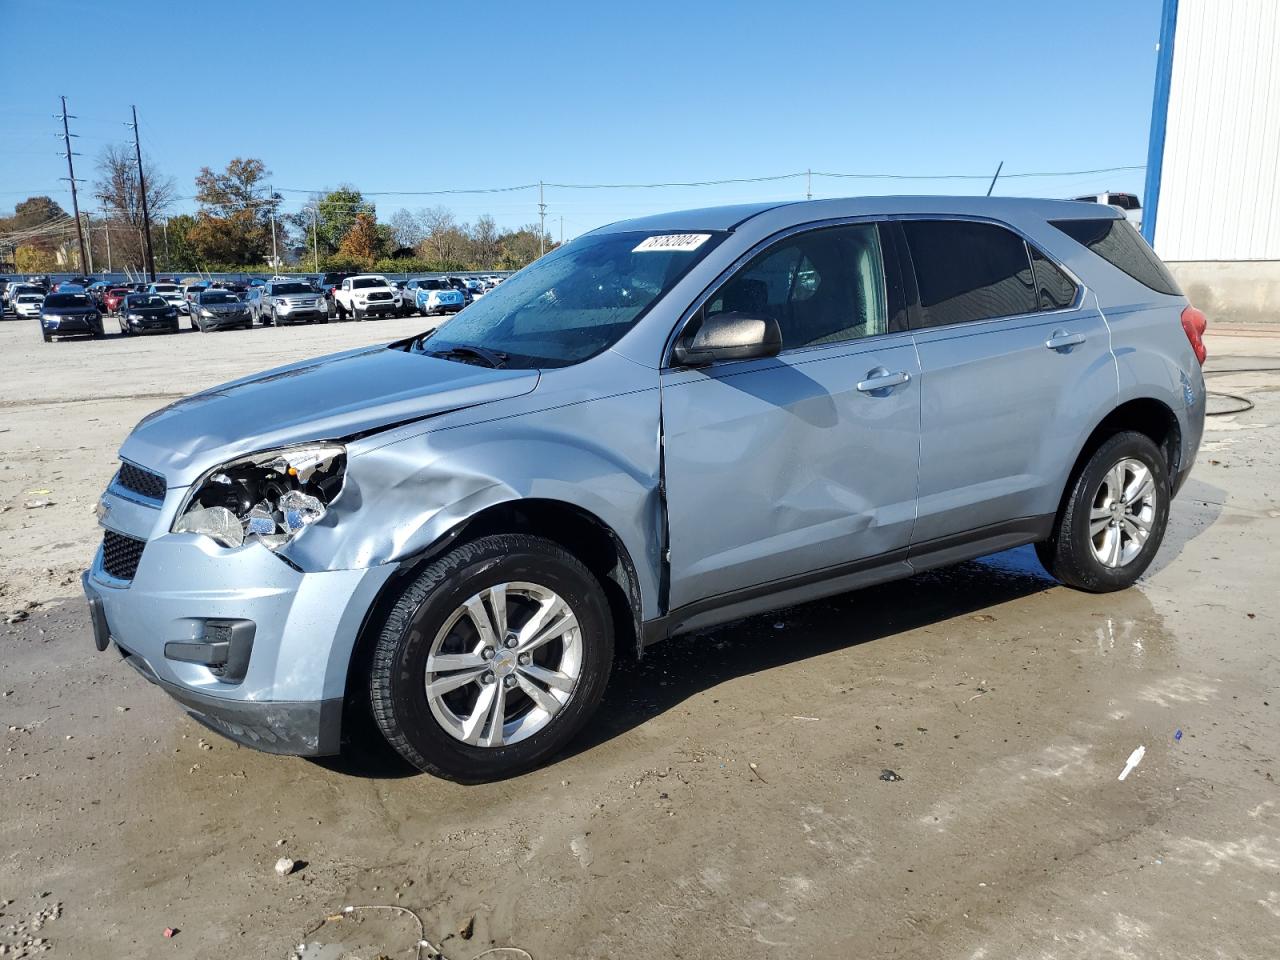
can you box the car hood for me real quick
[119,345,541,487]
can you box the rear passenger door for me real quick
[898,218,1116,547]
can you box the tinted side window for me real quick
[705,224,888,350]
[1029,246,1079,310]
[1050,217,1180,296]
[900,220,1036,327]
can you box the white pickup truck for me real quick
[333,275,399,321]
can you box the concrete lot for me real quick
[1,315,1278,959]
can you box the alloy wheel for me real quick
[424,582,582,748]
[1089,457,1158,568]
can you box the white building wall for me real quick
[1155,0,1280,261]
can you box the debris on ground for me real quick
[5,611,28,625]
[1118,745,1146,781]
[970,614,997,622]
[457,914,475,940]
[296,905,532,960]
[22,500,52,510]
[163,927,178,938]
[880,769,904,782]
[275,857,297,877]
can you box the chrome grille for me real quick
[116,462,166,501]
[102,530,146,581]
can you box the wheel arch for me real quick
[341,497,646,722]
[1054,396,1182,524]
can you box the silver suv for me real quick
[84,197,1207,781]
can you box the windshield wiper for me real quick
[425,345,509,368]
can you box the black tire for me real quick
[1036,430,1170,592]
[368,534,615,782]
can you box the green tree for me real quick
[190,158,278,266]
[161,213,200,271]
[15,244,59,272]
[306,186,373,255]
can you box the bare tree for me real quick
[389,208,425,249]
[416,206,470,269]
[469,214,501,269]
[93,143,176,268]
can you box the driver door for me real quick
[660,222,921,610]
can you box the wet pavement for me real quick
[1,323,1277,958]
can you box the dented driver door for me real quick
[660,330,922,611]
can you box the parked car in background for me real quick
[85,280,113,304]
[183,281,211,305]
[55,283,86,295]
[5,283,45,315]
[314,271,356,304]
[117,293,180,336]
[13,292,45,319]
[333,275,398,320]
[103,287,131,314]
[253,279,328,326]
[192,290,252,332]
[1072,192,1142,230]
[404,277,465,316]
[445,276,474,305]
[39,291,102,342]
[148,282,190,316]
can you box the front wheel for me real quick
[1036,431,1170,592]
[368,534,615,782]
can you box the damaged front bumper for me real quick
[85,483,397,756]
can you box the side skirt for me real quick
[642,515,1054,645]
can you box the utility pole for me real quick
[310,207,319,273]
[162,218,170,269]
[128,105,157,281]
[102,225,112,272]
[806,168,812,201]
[83,213,94,273]
[269,184,279,270]
[538,181,547,258]
[57,96,89,274]
[985,160,1004,197]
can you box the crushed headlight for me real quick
[172,443,345,549]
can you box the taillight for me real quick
[1181,305,1208,365]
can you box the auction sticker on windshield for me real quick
[633,233,711,253]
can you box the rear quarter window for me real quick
[1050,217,1181,296]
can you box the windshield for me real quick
[351,277,386,289]
[271,282,313,295]
[18,295,42,303]
[127,295,169,308]
[199,292,238,304]
[45,294,90,308]
[417,230,724,368]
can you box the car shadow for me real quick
[562,545,1058,760]
[319,545,1059,781]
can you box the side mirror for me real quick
[673,311,783,367]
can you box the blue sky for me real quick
[2,0,1161,239]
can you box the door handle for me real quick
[1045,330,1086,351]
[856,369,911,393]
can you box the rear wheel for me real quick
[368,534,614,782]
[1036,431,1169,592]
